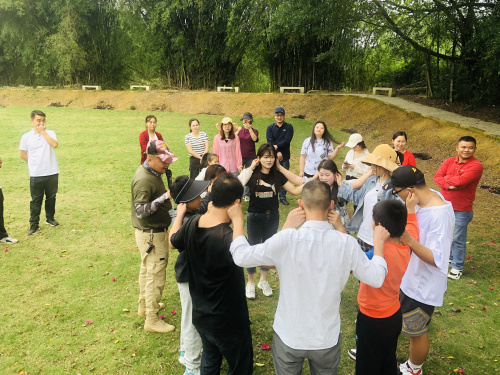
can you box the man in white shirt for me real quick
[19,110,59,235]
[228,180,388,374]
[383,165,455,375]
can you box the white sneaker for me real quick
[243,196,250,202]
[246,283,255,299]
[257,280,273,297]
[399,360,423,375]
[448,268,463,280]
[184,366,200,375]
[0,237,18,244]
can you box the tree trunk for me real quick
[449,37,457,103]
[425,53,433,98]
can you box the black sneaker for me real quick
[280,198,289,205]
[28,224,39,236]
[45,218,59,227]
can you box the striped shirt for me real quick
[185,132,209,158]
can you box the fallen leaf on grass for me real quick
[448,329,456,334]
[255,363,265,367]
[448,356,454,359]
[171,309,176,315]
[3,248,7,252]
[114,339,119,344]
[492,241,496,245]
[490,287,494,290]
[112,277,117,282]
[466,256,472,260]
[448,302,454,305]
[159,315,166,319]
[122,309,129,312]
[85,320,93,325]
[262,343,270,350]
[451,308,461,313]
[482,306,487,311]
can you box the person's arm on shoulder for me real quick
[282,180,304,196]
[400,231,436,266]
[351,232,387,288]
[278,162,303,186]
[169,203,187,249]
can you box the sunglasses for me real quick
[392,187,412,195]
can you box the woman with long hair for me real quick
[317,159,349,227]
[299,120,344,178]
[185,118,210,178]
[245,143,305,299]
[392,131,416,167]
[213,117,242,175]
[139,115,164,164]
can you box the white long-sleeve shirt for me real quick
[230,221,387,350]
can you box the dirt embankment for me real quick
[1,88,499,190]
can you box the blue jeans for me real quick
[279,159,290,201]
[246,210,279,274]
[242,157,254,198]
[196,326,253,375]
[450,210,473,271]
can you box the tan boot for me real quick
[138,302,164,317]
[144,316,175,333]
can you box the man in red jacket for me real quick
[434,136,483,280]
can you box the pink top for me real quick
[213,134,242,173]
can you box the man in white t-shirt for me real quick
[383,166,454,375]
[19,110,59,235]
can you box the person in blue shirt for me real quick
[266,107,294,205]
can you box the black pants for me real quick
[196,325,253,375]
[0,188,8,238]
[30,174,58,225]
[355,309,402,375]
[189,156,201,179]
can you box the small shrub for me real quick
[130,105,136,110]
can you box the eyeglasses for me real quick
[392,187,412,195]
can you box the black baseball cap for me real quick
[275,107,285,114]
[173,178,210,204]
[383,165,425,190]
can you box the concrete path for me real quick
[337,94,500,137]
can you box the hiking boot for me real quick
[348,348,356,360]
[258,280,273,297]
[45,218,59,227]
[399,361,423,375]
[144,316,175,333]
[28,224,39,236]
[447,268,463,280]
[280,198,289,205]
[0,237,18,244]
[138,302,165,317]
[246,283,256,300]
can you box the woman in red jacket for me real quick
[139,115,164,164]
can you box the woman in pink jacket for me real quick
[213,117,242,175]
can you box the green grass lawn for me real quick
[0,106,498,374]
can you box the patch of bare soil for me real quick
[400,95,500,124]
